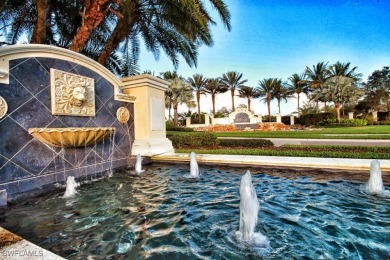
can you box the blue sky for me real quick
[141,0,390,115]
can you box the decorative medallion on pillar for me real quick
[0,96,8,119]
[117,107,130,123]
[50,68,95,116]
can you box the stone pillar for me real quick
[372,111,378,122]
[122,74,174,155]
[186,117,191,127]
[257,114,262,123]
[348,112,354,120]
[205,114,210,126]
[276,113,281,123]
[290,115,295,125]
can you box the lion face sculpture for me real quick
[70,85,87,107]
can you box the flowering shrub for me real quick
[196,124,237,132]
[256,123,290,131]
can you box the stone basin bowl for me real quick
[28,127,116,148]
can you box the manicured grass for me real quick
[176,145,390,159]
[168,125,390,139]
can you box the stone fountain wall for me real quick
[0,45,134,200]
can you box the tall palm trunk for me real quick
[231,89,235,111]
[196,91,201,123]
[173,104,179,127]
[297,93,300,114]
[335,103,341,123]
[278,99,281,114]
[70,0,119,53]
[248,99,251,111]
[98,2,138,64]
[168,105,172,121]
[30,0,48,44]
[212,94,216,115]
[267,96,271,122]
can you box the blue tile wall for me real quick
[0,57,134,199]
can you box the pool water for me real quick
[1,164,389,259]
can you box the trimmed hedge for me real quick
[372,121,390,125]
[219,138,273,148]
[318,118,368,127]
[168,132,219,148]
[166,126,194,132]
[299,112,335,126]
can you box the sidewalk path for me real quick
[218,137,390,147]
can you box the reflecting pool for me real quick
[1,164,389,259]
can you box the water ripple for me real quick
[1,163,389,259]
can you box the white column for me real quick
[122,74,174,155]
[348,112,354,120]
[372,111,378,122]
[290,115,295,125]
[205,114,210,126]
[186,117,191,127]
[276,113,282,123]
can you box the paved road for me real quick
[218,137,390,147]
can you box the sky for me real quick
[138,0,390,116]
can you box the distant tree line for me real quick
[161,63,390,127]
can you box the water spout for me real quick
[135,153,145,174]
[63,176,78,198]
[365,160,385,195]
[190,152,199,177]
[237,170,259,240]
[236,170,269,246]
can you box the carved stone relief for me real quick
[0,96,8,119]
[50,69,95,116]
[234,112,250,123]
[117,107,130,123]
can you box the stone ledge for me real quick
[0,227,64,260]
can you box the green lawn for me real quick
[176,145,390,159]
[168,125,390,139]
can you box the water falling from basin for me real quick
[190,152,199,177]
[63,176,78,198]
[365,160,385,195]
[236,170,269,246]
[135,153,145,174]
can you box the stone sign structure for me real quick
[0,44,173,204]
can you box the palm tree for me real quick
[160,71,179,80]
[305,62,330,112]
[272,79,293,114]
[162,72,195,126]
[287,73,310,114]
[329,61,362,82]
[96,0,231,66]
[237,86,259,111]
[204,78,228,115]
[188,74,208,123]
[256,78,276,122]
[1,0,231,74]
[322,75,364,123]
[221,71,248,111]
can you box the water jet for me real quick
[135,153,145,174]
[365,160,385,195]
[190,151,199,177]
